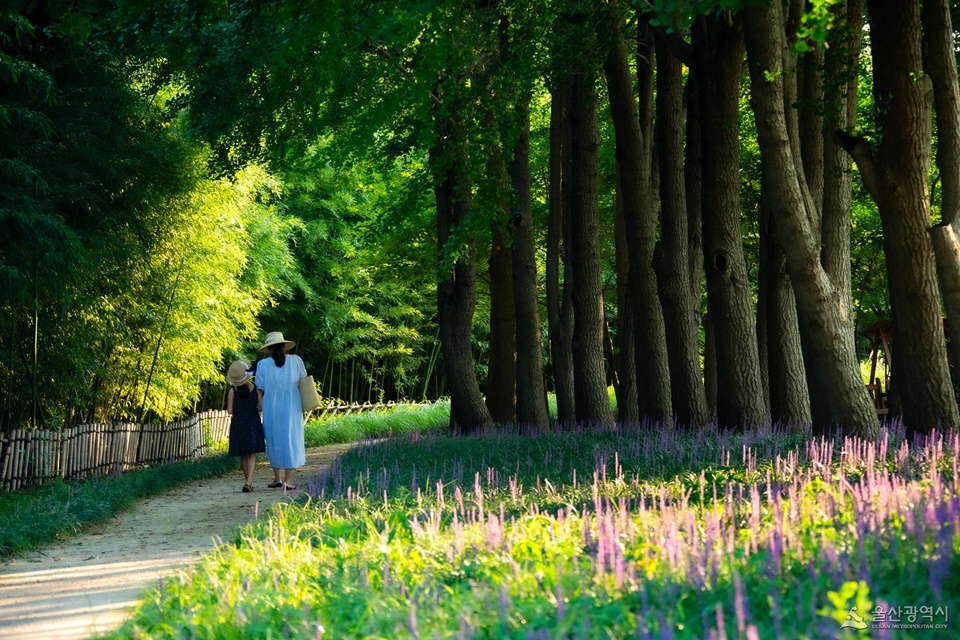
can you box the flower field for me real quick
[110,425,959,639]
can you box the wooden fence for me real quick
[0,400,421,491]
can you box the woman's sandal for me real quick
[267,481,283,488]
[242,484,253,493]
[282,484,298,491]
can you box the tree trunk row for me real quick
[433,1,958,438]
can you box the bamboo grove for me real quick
[3,0,960,437]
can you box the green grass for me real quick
[0,454,237,558]
[304,399,450,446]
[106,423,960,639]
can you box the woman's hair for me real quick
[270,344,287,367]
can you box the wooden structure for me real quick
[0,400,427,491]
[862,319,893,415]
[861,317,953,415]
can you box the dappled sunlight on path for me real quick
[0,445,351,639]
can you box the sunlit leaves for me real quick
[266,140,436,400]
[0,7,299,427]
[794,0,843,53]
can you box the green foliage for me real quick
[93,163,299,422]
[107,427,958,638]
[793,0,843,53]
[261,140,438,402]
[0,454,236,558]
[304,401,450,446]
[0,7,299,427]
[645,0,753,32]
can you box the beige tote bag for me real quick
[299,375,322,412]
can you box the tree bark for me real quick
[703,311,718,415]
[654,34,708,428]
[569,60,613,428]
[742,2,879,436]
[821,0,863,347]
[684,70,704,306]
[684,69,709,418]
[922,0,960,388]
[836,0,958,435]
[794,5,824,218]
[483,107,517,425]
[433,112,493,434]
[603,17,672,421]
[929,225,960,379]
[486,217,517,424]
[613,167,640,424]
[509,106,550,432]
[759,169,811,429]
[547,76,576,426]
[922,0,960,225]
[695,15,766,429]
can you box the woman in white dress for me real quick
[255,331,307,490]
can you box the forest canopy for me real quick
[2,0,959,438]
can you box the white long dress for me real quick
[255,354,307,469]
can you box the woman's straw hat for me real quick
[227,360,253,386]
[259,331,296,353]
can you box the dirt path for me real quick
[0,444,353,640]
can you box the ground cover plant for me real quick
[0,454,237,558]
[304,400,450,446]
[111,424,959,639]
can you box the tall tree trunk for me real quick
[509,106,550,432]
[547,77,576,426]
[433,113,494,434]
[703,312,718,415]
[821,0,864,347]
[654,35,708,428]
[742,2,879,436]
[922,0,960,380]
[759,170,811,428]
[603,16,671,421]
[484,109,517,424]
[486,218,517,424]
[796,22,824,217]
[684,69,709,418]
[684,71,704,308]
[695,15,766,429]
[613,168,639,423]
[836,0,958,435]
[755,3,810,427]
[930,226,960,378]
[923,0,960,225]
[569,59,613,428]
